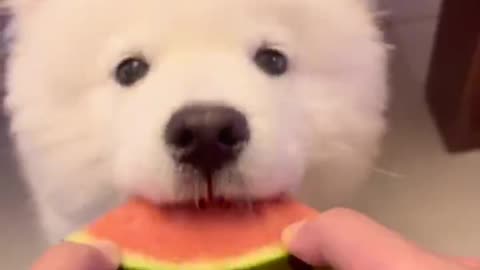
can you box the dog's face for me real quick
[5,0,388,207]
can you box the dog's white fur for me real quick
[3,0,389,243]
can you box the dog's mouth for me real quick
[168,168,282,209]
[165,197,239,210]
[174,165,246,206]
[173,178,253,210]
[162,194,288,211]
[205,177,215,202]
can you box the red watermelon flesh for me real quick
[66,197,325,269]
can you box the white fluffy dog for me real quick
[3,0,388,243]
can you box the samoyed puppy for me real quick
[3,0,388,243]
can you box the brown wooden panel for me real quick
[469,44,480,129]
[426,0,480,152]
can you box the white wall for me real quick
[382,0,443,85]
[381,0,442,21]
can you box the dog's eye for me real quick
[115,57,150,87]
[254,47,288,76]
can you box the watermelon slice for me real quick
[66,197,330,270]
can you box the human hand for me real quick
[31,241,120,270]
[283,208,480,270]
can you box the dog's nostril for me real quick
[174,127,195,149]
[218,126,240,147]
[165,104,250,177]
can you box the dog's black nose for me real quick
[165,105,250,178]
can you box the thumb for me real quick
[31,241,121,270]
[282,208,459,270]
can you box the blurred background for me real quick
[1,0,480,269]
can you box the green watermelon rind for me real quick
[66,231,318,270]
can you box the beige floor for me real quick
[2,6,480,269]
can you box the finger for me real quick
[451,257,480,268]
[31,241,120,270]
[283,208,456,270]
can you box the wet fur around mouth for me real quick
[174,164,252,205]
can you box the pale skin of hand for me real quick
[31,242,120,270]
[31,208,479,270]
[283,208,480,270]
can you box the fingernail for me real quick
[92,241,121,266]
[282,220,306,246]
